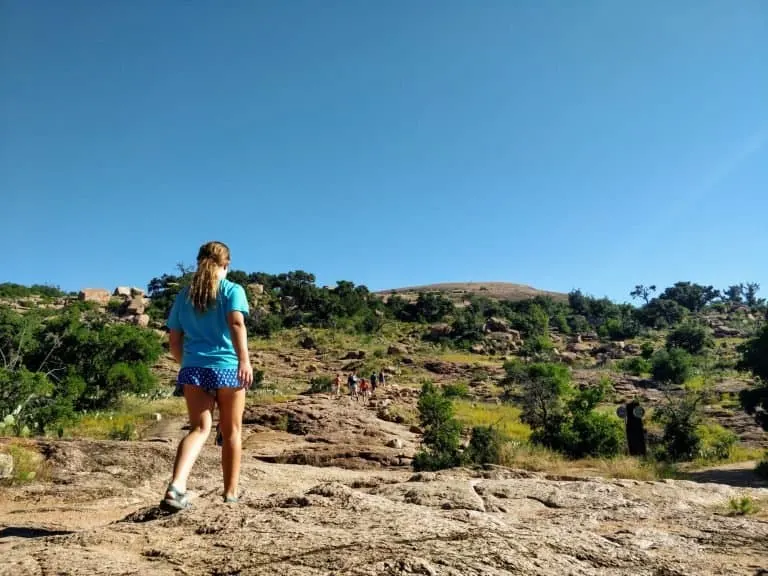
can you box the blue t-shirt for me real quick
[166,279,249,368]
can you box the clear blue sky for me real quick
[2,1,766,302]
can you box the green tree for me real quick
[658,282,720,313]
[666,323,711,356]
[736,325,768,430]
[651,348,693,385]
[630,284,656,305]
[412,382,462,471]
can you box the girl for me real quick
[161,241,253,511]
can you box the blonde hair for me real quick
[188,241,230,313]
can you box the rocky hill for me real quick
[378,281,568,303]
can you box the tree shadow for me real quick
[0,526,73,539]
[682,467,768,489]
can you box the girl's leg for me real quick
[217,387,246,499]
[168,385,216,495]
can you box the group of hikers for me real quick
[333,370,386,402]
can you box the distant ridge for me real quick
[377,282,568,303]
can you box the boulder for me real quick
[484,317,510,333]
[429,323,453,339]
[387,344,408,356]
[113,286,132,298]
[714,325,741,338]
[387,438,405,449]
[0,453,13,480]
[470,344,486,355]
[78,288,111,306]
[133,314,151,328]
[126,297,146,315]
[343,350,366,360]
[247,283,264,298]
[424,361,455,375]
[559,351,580,365]
[130,287,145,298]
[299,335,317,350]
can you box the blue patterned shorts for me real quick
[175,367,242,397]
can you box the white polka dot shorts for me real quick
[175,367,242,397]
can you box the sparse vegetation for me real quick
[728,496,760,516]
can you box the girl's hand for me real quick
[238,360,254,388]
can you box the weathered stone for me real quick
[343,350,366,360]
[387,344,408,356]
[470,344,486,354]
[133,314,150,328]
[130,287,145,298]
[113,286,132,298]
[429,323,453,338]
[387,438,404,449]
[126,297,145,315]
[484,316,510,333]
[0,453,13,479]
[247,283,264,298]
[78,288,111,306]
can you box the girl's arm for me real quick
[169,330,184,364]
[227,311,253,386]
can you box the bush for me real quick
[696,423,737,461]
[619,357,652,376]
[442,382,469,399]
[666,323,711,355]
[306,375,334,394]
[413,382,462,471]
[651,348,693,385]
[518,363,624,459]
[562,411,625,459]
[653,393,702,461]
[737,325,768,431]
[466,425,504,467]
[728,496,760,516]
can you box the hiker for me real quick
[347,373,356,397]
[370,371,378,394]
[161,241,253,511]
[359,378,370,403]
[378,370,386,388]
[334,373,342,397]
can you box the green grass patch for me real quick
[453,400,531,442]
[0,442,49,484]
[67,395,187,440]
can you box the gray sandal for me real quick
[224,495,239,504]
[161,484,189,512]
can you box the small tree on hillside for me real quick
[651,348,693,385]
[630,284,656,305]
[736,325,768,431]
[412,382,462,471]
[666,323,711,356]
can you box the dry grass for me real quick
[453,400,531,441]
[68,396,187,440]
[0,441,50,485]
[497,443,678,481]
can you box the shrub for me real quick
[653,393,702,461]
[306,375,334,394]
[651,348,693,385]
[696,423,737,461]
[442,382,469,399]
[640,342,655,360]
[518,363,624,459]
[666,323,711,355]
[466,425,504,467]
[109,422,137,441]
[413,382,462,471]
[565,410,625,459]
[728,496,760,516]
[619,357,652,376]
[736,325,768,431]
